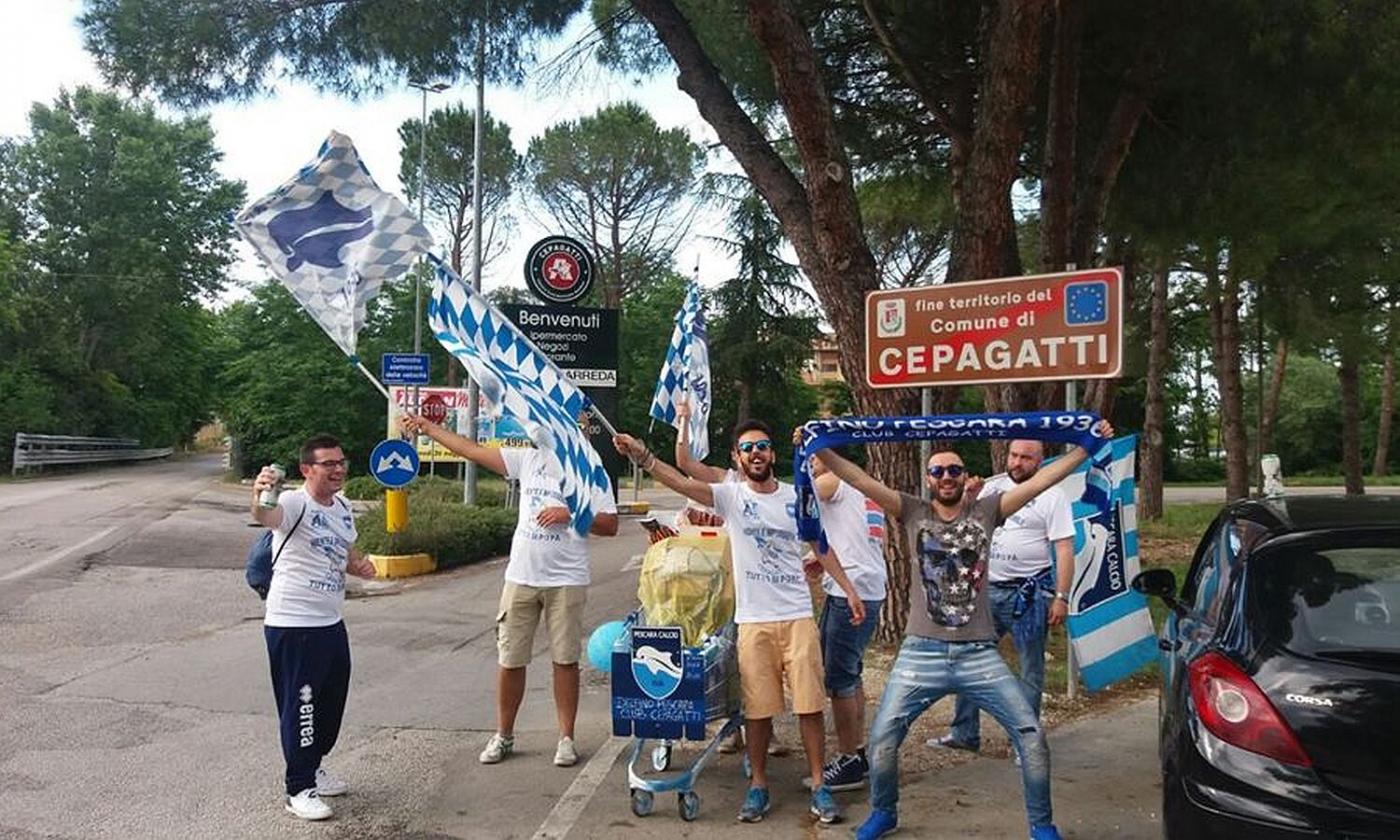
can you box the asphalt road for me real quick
[0,457,1299,839]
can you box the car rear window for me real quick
[1254,545,1400,654]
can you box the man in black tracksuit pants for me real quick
[252,434,378,821]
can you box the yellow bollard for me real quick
[385,488,408,533]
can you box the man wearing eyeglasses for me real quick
[929,440,1075,757]
[251,435,378,821]
[614,421,865,826]
[809,422,1112,840]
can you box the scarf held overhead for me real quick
[792,411,1112,544]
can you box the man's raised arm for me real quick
[809,445,902,515]
[614,433,716,508]
[400,413,507,476]
[674,398,728,482]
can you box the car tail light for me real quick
[1187,651,1311,767]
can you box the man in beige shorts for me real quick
[401,412,617,767]
[615,420,864,825]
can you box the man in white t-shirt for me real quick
[401,413,618,769]
[804,454,887,792]
[252,435,379,822]
[928,439,1075,754]
[614,421,864,826]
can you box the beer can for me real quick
[258,464,285,508]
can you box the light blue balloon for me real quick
[587,620,628,673]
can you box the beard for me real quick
[935,482,965,505]
[743,461,773,483]
[1008,467,1033,483]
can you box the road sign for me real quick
[381,353,430,385]
[369,438,419,488]
[524,235,596,305]
[420,393,449,425]
[865,267,1123,388]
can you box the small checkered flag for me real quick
[648,283,711,459]
[427,256,612,535]
[236,131,433,358]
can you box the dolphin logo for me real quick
[267,191,374,272]
[633,645,682,679]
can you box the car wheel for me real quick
[1161,767,1189,840]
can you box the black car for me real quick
[1132,495,1400,839]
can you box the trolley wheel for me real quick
[678,790,701,821]
[630,787,654,817]
[651,742,672,772]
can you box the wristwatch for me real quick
[1054,591,1070,603]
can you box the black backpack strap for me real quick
[270,501,308,569]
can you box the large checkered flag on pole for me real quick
[648,283,712,459]
[236,131,432,392]
[427,256,611,534]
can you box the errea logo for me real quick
[1285,693,1334,708]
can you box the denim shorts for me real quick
[818,595,884,697]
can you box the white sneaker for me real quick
[286,788,333,821]
[480,732,515,764]
[315,766,349,796]
[554,736,578,767]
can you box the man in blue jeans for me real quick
[803,455,887,791]
[810,422,1111,840]
[929,440,1075,755]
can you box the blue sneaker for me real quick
[810,784,841,824]
[855,807,898,839]
[1029,825,1063,840]
[737,786,771,823]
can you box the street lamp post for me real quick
[407,80,450,365]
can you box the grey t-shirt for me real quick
[900,491,1005,642]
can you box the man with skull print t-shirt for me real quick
[810,420,1113,840]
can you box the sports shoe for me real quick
[809,784,841,824]
[285,788,333,821]
[802,749,868,791]
[926,732,979,753]
[736,786,771,823]
[554,736,578,767]
[1029,825,1063,840]
[314,766,348,796]
[479,732,515,764]
[855,807,898,839]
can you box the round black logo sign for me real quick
[524,236,596,305]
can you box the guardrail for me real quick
[11,433,174,474]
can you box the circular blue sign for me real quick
[369,438,420,488]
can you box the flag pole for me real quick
[353,358,392,400]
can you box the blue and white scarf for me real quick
[792,411,1113,545]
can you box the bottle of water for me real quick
[258,464,285,509]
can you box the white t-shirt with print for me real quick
[264,489,357,628]
[711,481,812,624]
[818,479,889,601]
[977,475,1075,582]
[502,447,617,587]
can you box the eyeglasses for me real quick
[927,464,966,479]
[737,439,773,454]
[308,458,350,469]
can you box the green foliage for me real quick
[79,0,583,106]
[342,473,507,507]
[355,500,516,570]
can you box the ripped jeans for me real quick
[867,635,1051,827]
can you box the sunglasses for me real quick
[737,439,773,454]
[927,464,966,479]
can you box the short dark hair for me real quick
[731,420,775,448]
[300,434,343,464]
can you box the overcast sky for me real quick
[0,1,739,302]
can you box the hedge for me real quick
[343,473,507,507]
[355,499,516,570]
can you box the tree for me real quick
[398,103,521,276]
[525,101,704,308]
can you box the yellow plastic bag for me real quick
[637,530,734,647]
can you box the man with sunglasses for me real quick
[251,435,379,821]
[809,422,1112,840]
[929,440,1075,757]
[614,422,866,826]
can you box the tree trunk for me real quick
[1260,336,1288,459]
[1338,350,1365,496]
[1140,263,1169,520]
[1207,254,1249,500]
[735,379,752,424]
[1039,0,1081,273]
[1374,342,1395,476]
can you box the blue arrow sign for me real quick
[382,353,431,385]
[369,438,420,488]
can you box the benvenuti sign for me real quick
[865,268,1123,388]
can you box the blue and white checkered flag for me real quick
[648,284,711,460]
[427,256,611,535]
[236,130,433,357]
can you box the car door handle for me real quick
[1158,638,1177,651]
